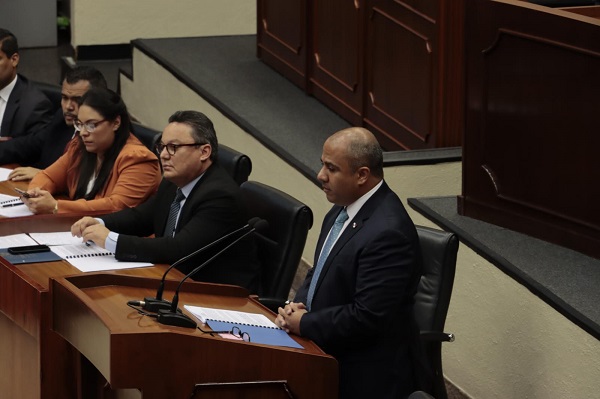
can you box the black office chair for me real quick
[412,225,459,399]
[240,181,313,311]
[217,144,252,185]
[33,81,62,113]
[132,122,161,151]
[408,391,436,399]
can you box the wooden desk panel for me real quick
[52,274,337,399]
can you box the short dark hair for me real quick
[168,110,218,161]
[64,66,108,90]
[0,29,18,57]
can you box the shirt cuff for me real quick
[105,231,119,253]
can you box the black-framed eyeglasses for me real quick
[155,142,202,156]
[197,325,251,342]
[74,119,108,133]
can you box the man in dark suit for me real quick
[1,66,107,180]
[277,127,422,399]
[72,110,261,293]
[0,28,53,138]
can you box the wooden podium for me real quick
[51,273,338,399]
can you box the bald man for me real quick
[277,128,422,399]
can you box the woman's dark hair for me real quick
[73,88,132,200]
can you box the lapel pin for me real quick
[352,222,357,228]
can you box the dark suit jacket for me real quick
[0,108,73,167]
[101,163,261,293]
[1,75,53,138]
[295,182,422,399]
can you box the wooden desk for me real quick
[52,274,337,399]
[0,177,187,398]
[0,180,337,398]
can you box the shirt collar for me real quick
[179,172,204,199]
[345,179,383,222]
[0,75,18,102]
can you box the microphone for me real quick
[137,217,261,312]
[157,218,269,328]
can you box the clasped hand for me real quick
[276,301,307,335]
[71,216,110,248]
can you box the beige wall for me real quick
[120,43,600,399]
[69,0,256,48]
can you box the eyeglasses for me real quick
[74,119,108,133]
[155,142,203,156]
[198,325,251,342]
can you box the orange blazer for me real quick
[30,133,161,214]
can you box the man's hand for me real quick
[9,167,41,181]
[81,224,110,249]
[71,217,100,237]
[276,301,307,335]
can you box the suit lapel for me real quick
[0,80,21,136]
[312,183,391,293]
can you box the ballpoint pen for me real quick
[1,202,25,208]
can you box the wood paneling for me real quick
[257,0,308,89]
[256,0,465,151]
[309,0,364,125]
[459,0,600,259]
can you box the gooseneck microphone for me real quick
[129,218,261,312]
[157,218,269,328]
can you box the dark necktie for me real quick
[164,189,186,237]
[306,208,349,311]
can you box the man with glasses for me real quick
[276,127,422,399]
[72,110,261,293]
[0,66,107,180]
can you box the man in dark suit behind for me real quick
[1,66,108,180]
[277,127,422,399]
[0,28,53,138]
[72,110,261,293]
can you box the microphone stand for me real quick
[140,219,258,312]
[157,222,266,328]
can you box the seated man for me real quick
[0,66,108,180]
[0,28,53,138]
[71,110,261,293]
[277,127,422,399]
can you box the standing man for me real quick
[72,110,261,293]
[0,28,53,138]
[277,127,422,399]
[1,66,107,180]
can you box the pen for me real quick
[1,202,25,208]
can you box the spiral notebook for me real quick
[50,242,153,272]
[184,305,303,349]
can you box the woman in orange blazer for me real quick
[22,88,161,214]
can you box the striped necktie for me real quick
[306,208,349,311]
[164,189,186,237]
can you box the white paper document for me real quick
[0,168,13,182]
[184,305,280,329]
[28,231,85,246]
[0,233,39,248]
[50,242,153,272]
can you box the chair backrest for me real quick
[33,81,62,113]
[414,226,458,333]
[132,122,161,151]
[217,144,252,185]
[240,181,313,300]
[412,225,459,399]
